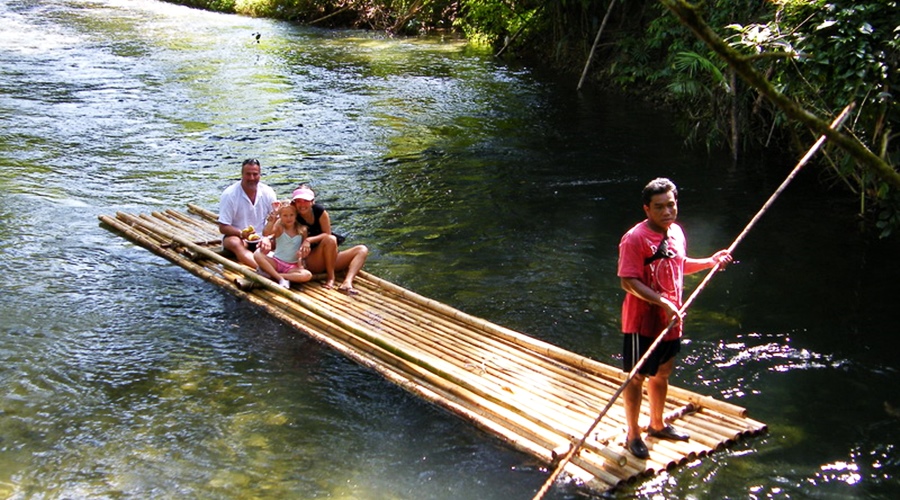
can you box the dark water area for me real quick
[1,0,898,498]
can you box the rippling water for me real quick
[1,0,898,498]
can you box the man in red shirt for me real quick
[617,178,732,459]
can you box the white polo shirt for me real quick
[218,181,278,236]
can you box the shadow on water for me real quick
[1,0,899,498]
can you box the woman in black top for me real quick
[291,185,368,294]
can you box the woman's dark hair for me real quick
[642,178,677,206]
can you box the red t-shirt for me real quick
[617,221,686,340]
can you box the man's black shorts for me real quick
[622,333,681,376]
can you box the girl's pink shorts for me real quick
[273,256,300,274]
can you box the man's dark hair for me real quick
[242,158,260,167]
[642,178,678,206]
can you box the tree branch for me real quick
[661,0,900,190]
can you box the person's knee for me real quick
[223,235,242,252]
[653,365,674,380]
[320,235,338,251]
[628,374,645,387]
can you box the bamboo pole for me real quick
[313,305,619,455]
[316,282,627,405]
[187,203,217,222]
[577,0,617,91]
[162,209,222,238]
[245,287,583,476]
[268,290,624,479]
[258,293,631,481]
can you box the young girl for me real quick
[254,201,313,288]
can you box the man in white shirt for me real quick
[218,158,278,267]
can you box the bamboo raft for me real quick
[99,205,766,495]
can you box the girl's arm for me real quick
[298,225,312,258]
[263,212,280,237]
[261,222,284,252]
[296,226,309,261]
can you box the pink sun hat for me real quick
[291,187,315,201]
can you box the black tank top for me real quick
[300,204,326,237]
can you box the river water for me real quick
[1,0,897,498]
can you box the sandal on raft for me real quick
[338,286,359,296]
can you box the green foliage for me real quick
[454,0,510,44]
[761,0,900,230]
[875,189,900,238]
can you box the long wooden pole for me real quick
[532,103,854,500]
[577,0,617,91]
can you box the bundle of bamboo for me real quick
[98,206,766,495]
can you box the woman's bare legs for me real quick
[304,235,339,288]
[336,245,368,294]
[304,237,368,293]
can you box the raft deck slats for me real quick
[99,207,767,495]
